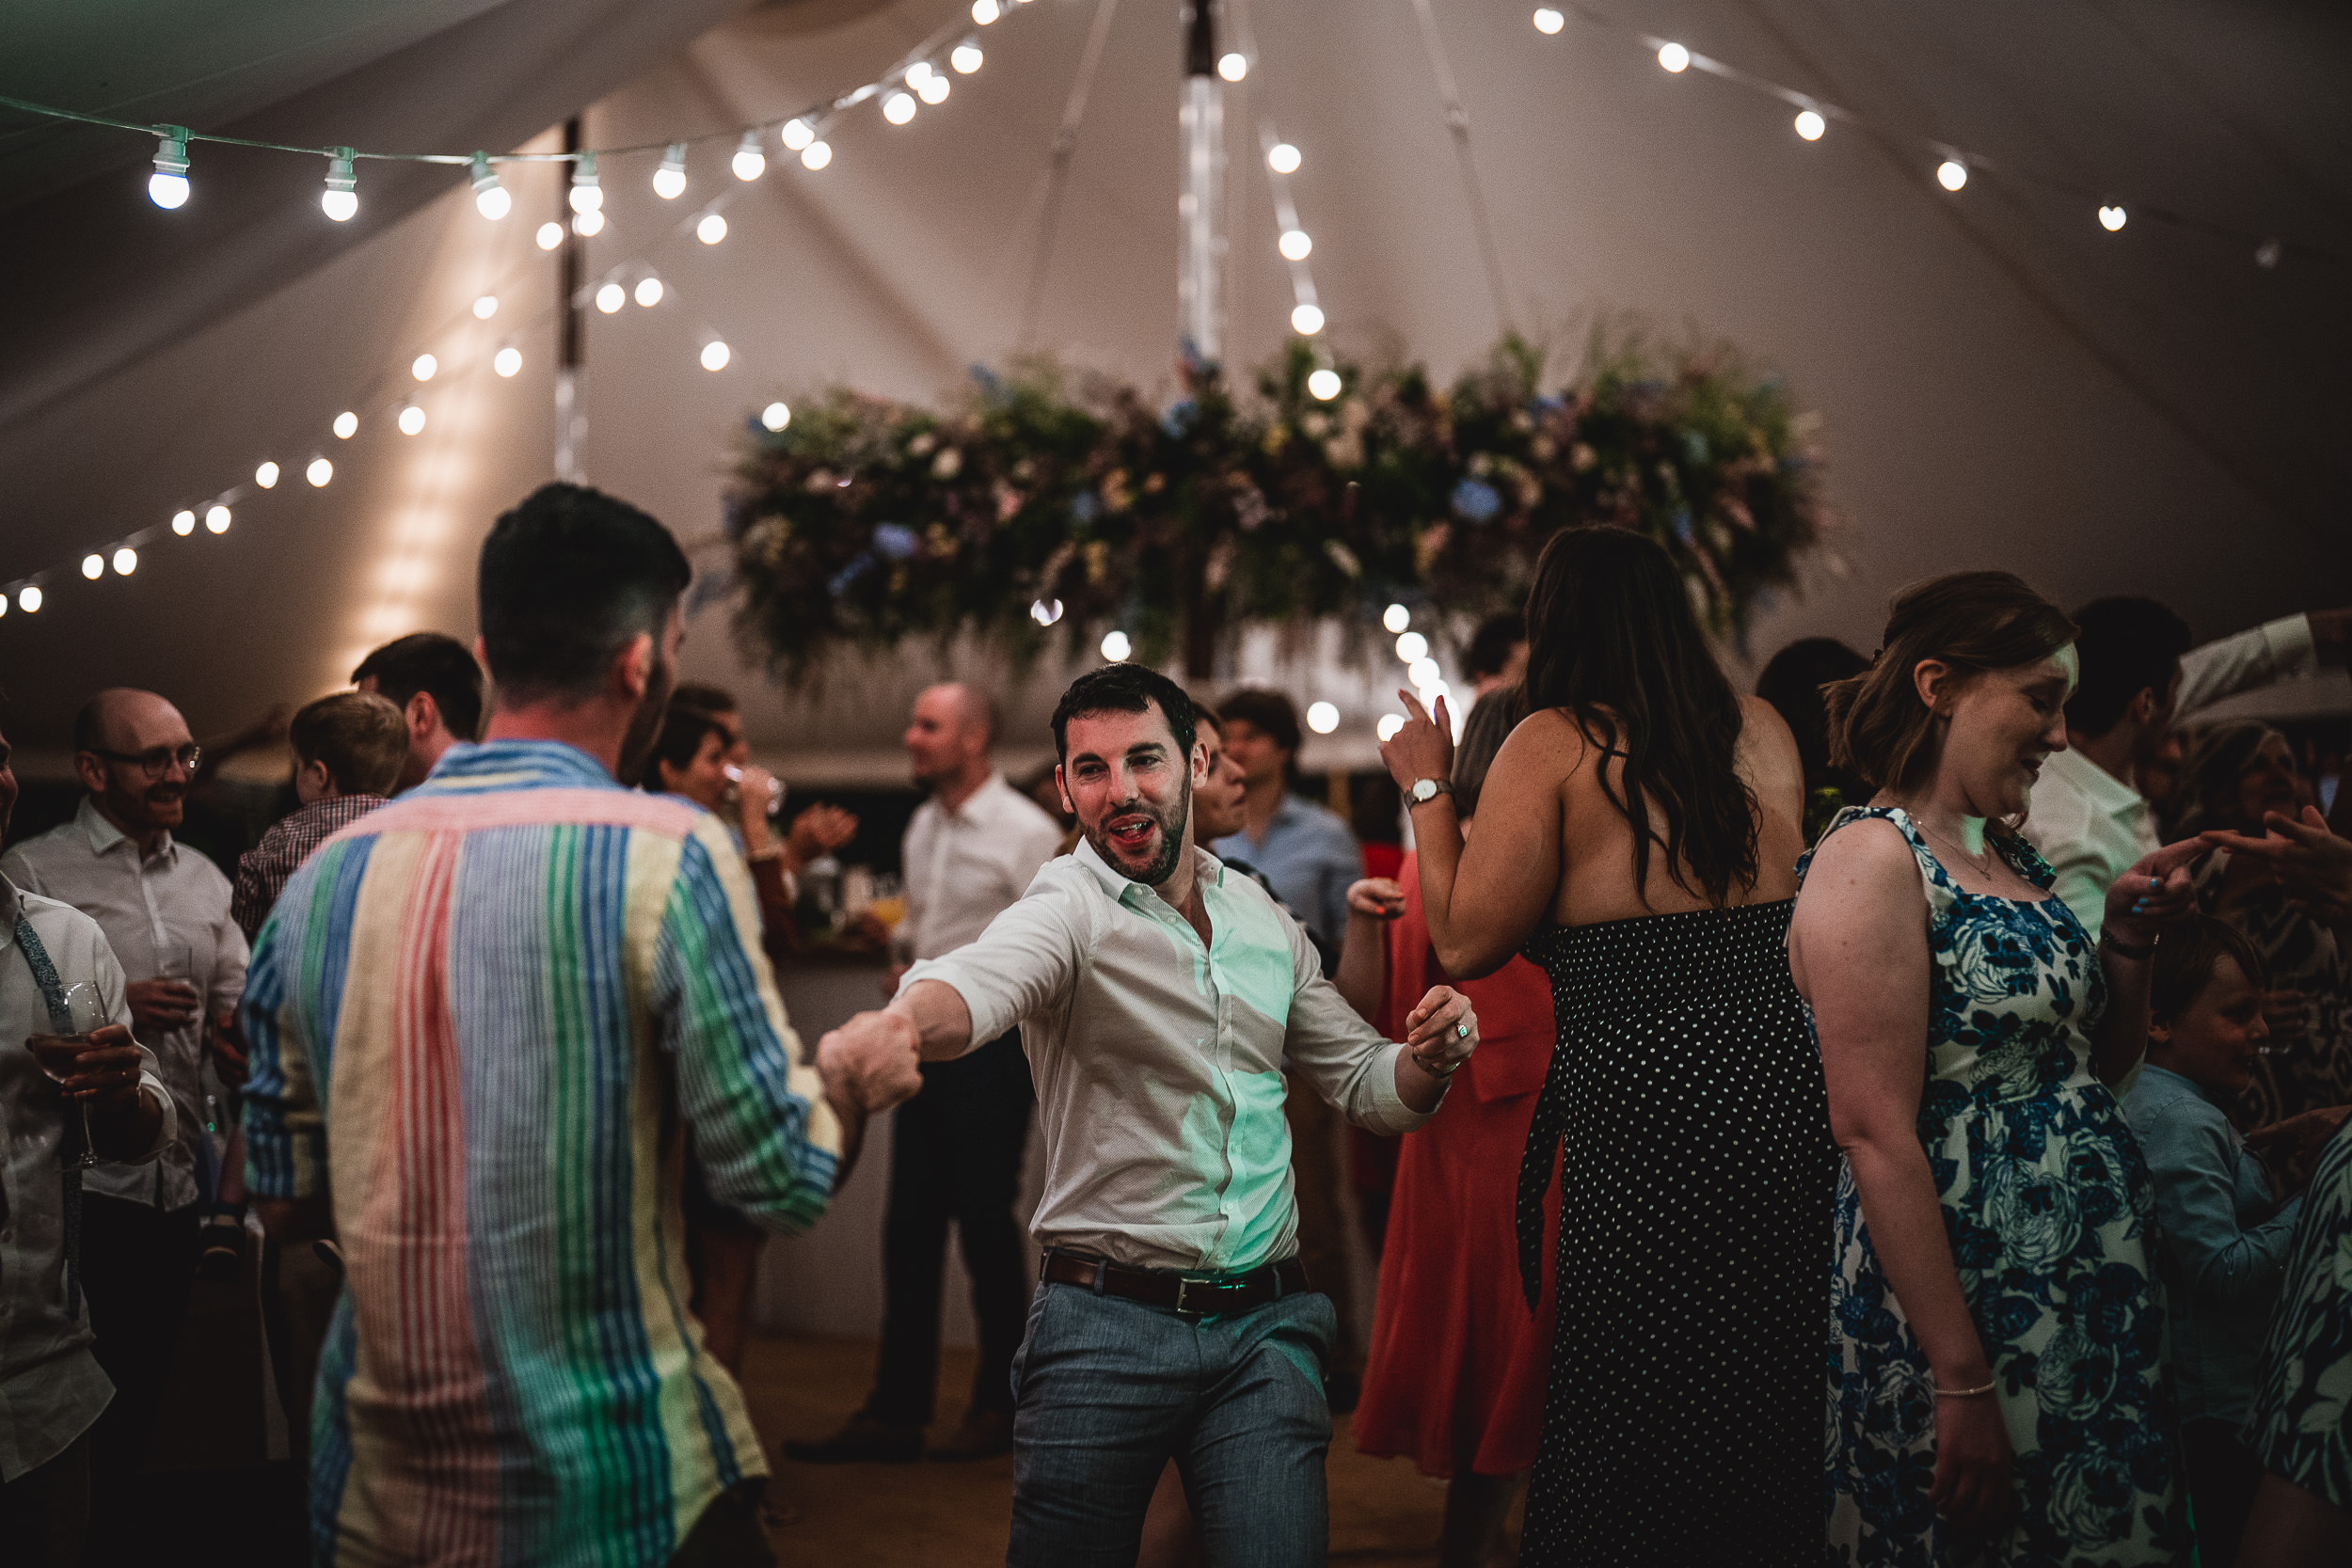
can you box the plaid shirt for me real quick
[230,794,388,941]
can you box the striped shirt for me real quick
[241,739,842,1567]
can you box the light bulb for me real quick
[884,92,917,125]
[919,73,950,104]
[469,152,510,219]
[697,213,728,245]
[536,220,564,250]
[1657,41,1690,72]
[801,141,832,170]
[1279,229,1311,260]
[1376,714,1406,742]
[732,130,767,182]
[1267,142,1301,174]
[571,208,604,236]
[494,346,522,377]
[255,461,280,489]
[322,149,358,221]
[1408,657,1441,689]
[172,510,196,535]
[2098,204,2127,231]
[1101,630,1132,661]
[702,341,731,372]
[782,119,816,151]
[398,405,426,436]
[18,586,41,612]
[1306,702,1340,735]
[1533,7,1564,33]
[909,62,936,88]
[953,40,983,73]
[204,505,230,534]
[635,276,662,307]
[1794,109,1825,141]
[1395,630,1429,663]
[82,554,103,580]
[412,353,437,382]
[149,129,190,209]
[654,143,688,199]
[973,0,999,22]
[333,410,358,438]
[473,293,498,320]
[1937,159,1967,191]
[569,150,602,213]
[1030,597,1064,626]
[1217,52,1248,82]
[1290,303,1325,336]
[307,457,333,487]
[760,401,791,432]
[596,282,625,313]
[1382,603,1410,634]
[1308,367,1343,401]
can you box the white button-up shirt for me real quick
[1,800,246,1210]
[0,874,172,1481]
[2028,613,2317,942]
[901,772,1066,961]
[902,839,1438,1274]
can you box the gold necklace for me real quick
[1918,818,1994,879]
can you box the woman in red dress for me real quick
[1340,686,1559,1568]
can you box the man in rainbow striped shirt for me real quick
[241,485,923,1567]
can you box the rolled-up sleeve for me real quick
[2148,1116,2302,1307]
[1279,915,1440,1136]
[2178,614,2317,721]
[899,876,1089,1052]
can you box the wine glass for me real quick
[25,980,106,1168]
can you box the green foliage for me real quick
[725,330,1829,682]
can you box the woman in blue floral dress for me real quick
[1789,572,2196,1563]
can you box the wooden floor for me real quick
[746,1332,1486,1566]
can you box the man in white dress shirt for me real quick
[2028,600,2348,941]
[786,683,1063,1465]
[0,722,174,1565]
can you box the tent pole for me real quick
[555,116,587,483]
[1178,0,1224,364]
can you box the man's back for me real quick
[243,739,841,1567]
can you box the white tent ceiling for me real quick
[2,0,2346,782]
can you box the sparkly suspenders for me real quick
[15,911,85,1316]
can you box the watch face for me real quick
[1411,779,1436,802]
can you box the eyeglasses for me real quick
[87,744,200,778]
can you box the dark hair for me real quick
[2066,597,2192,739]
[1756,638,1869,790]
[1825,572,2076,800]
[477,483,691,703]
[641,704,727,789]
[1454,682,1530,816]
[2151,913,2271,1025]
[669,682,738,718]
[1216,688,1302,753]
[1464,611,1527,682]
[351,632,486,742]
[1052,665,1196,763]
[2174,721,2292,837]
[1524,527,1757,907]
[290,691,408,798]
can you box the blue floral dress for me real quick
[1808,807,2182,1565]
[2247,1120,2352,1513]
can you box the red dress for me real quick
[1354,853,1561,1477]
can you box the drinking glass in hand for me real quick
[25,980,106,1168]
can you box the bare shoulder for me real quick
[1799,813,1919,893]
[1498,705,1597,773]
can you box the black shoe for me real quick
[780,1414,923,1464]
[1325,1366,1361,1417]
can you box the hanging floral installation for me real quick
[723,328,1831,682]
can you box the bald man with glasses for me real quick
[2,689,248,1559]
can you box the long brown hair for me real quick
[1523,527,1756,907]
[1823,571,2075,800]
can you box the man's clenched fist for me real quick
[817,1009,926,1115]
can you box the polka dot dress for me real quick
[1515,899,1835,1566]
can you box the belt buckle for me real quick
[1173,1275,1219,1317]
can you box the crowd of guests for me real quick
[7,475,2352,1568]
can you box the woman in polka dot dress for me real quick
[1795,572,2189,1563]
[1380,528,1836,1564]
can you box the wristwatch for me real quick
[1406,778,1454,808]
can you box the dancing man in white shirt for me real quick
[819,664,1478,1563]
[787,683,1064,1465]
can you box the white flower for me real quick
[2033,1323,2116,1423]
[1983,1157,2080,1275]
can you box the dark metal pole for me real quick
[555,116,586,481]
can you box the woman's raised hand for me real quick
[1377,689,1454,791]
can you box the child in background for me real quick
[2124,915,2302,1567]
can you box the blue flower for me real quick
[1162,400,1199,437]
[1072,491,1101,525]
[1450,478,1502,523]
[872,523,919,561]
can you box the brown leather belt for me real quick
[1042,1250,1310,1316]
